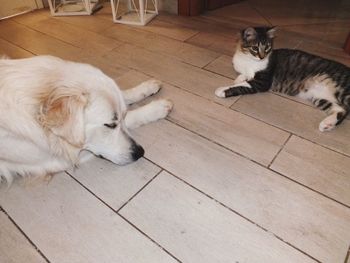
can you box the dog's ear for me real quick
[38,87,88,147]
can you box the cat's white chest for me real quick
[232,51,269,80]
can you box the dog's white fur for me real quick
[0,55,173,184]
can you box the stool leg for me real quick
[139,0,145,25]
[154,0,158,13]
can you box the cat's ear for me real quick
[242,27,257,42]
[267,27,276,38]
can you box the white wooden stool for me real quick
[111,0,158,26]
[47,0,102,16]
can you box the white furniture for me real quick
[111,0,158,26]
[47,0,102,16]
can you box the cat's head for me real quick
[239,26,276,60]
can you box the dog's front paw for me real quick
[215,86,228,98]
[142,79,162,96]
[151,99,173,119]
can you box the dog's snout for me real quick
[131,144,144,161]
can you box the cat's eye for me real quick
[104,123,117,129]
[251,46,258,52]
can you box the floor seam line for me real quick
[0,206,51,263]
[163,119,350,209]
[65,171,182,262]
[143,161,322,263]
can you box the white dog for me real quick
[0,55,173,184]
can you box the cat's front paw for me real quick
[319,118,336,132]
[215,87,228,98]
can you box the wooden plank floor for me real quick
[0,1,350,263]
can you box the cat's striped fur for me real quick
[215,27,350,132]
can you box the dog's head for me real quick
[37,77,144,165]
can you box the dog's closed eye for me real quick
[104,123,117,129]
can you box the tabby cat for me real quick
[215,27,350,132]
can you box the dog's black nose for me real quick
[131,144,144,161]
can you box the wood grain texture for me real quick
[0,38,33,58]
[0,20,92,60]
[232,93,350,156]
[14,4,113,33]
[52,14,114,33]
[102,44,235,106]
[0,211,46,263]
[68,157,161,210]
[75,55,130,82]
[141,19,199,42]
[0,174,177,263]
[204,1,268,25]
[204,54,236,78]
[120,171,316,263]
[271,136,350,206]
[132,120,350,263]
[22,18,121,55]
[102,24,220,68]
[186,31,237,56]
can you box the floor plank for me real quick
[0,211,46,263]
[0,174,177,263]
[53,12,114,33]
[279,21,350,49]
[20,18,122,55]
[157,13,244,36]
[102,44,235,106]
[12,9,48,25]
[186,31,237,57]
[76,55,130,81]
[102,24,220,68]
[68,157,161,210]
[204,54,236,79]
[132,120,350,263]
[0,38,33,58]
[120,171,316,263]
[232,93,350,157]
[250,0,350,25]
[0,20,92,60]
[270,135,350,207]
[138,18,199,42]
[13,7,114,34]
[204,1,269,25]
